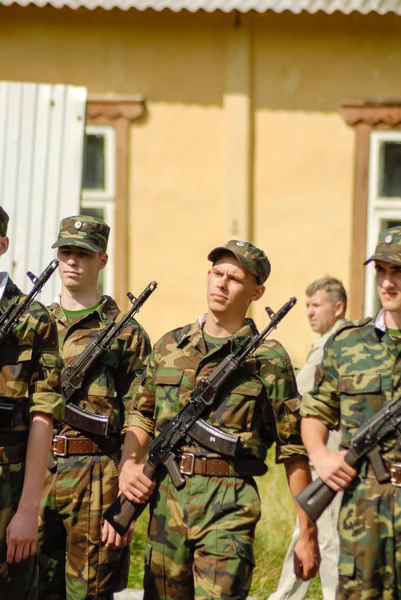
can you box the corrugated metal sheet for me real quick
[0,82,87,305]
[2,0,401,13]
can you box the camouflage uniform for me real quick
[0,246,63,596]
[301,227,401,599]
[37,216,151,600]
[129,314,306,600]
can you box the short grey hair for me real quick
[305,276,347,313]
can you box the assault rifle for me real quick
[61,281,157,437]
[104,296,297,536]
[295,396,401,523]
[0,259,59,345]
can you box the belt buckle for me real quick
[180,452,195,476]
[389,463,401,487]
[52,435,68,457]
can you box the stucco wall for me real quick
[0,6,400,365]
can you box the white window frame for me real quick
[365,130,401,317]
[81,124,116,297]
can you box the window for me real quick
[81,125,116,297]
[85,95,145,311]
[340,101,401,319]
[365,131,401,316]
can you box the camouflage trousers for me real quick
[37,453,129,600]
[0,459,38,599]
[337,475,401,600]
[144,469,261,600]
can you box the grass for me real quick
[128,448,323,600]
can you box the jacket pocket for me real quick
[338,373,382,433]
[154,368,183,421]
[211,379,263,432]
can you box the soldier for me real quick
[301,226,401,599]
[0,206,63,599]
[37,216,151,600]
[269,276,347,600]
[119,240,320,599]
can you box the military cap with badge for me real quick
[365,226,401,266]
[208,239,271,284]
[52,215,110,253]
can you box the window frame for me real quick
[85,96,146,310]
[365,130,401,316]
[340,101,401,319]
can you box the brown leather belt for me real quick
[0,442,27,464]
[52,435,121,457]
[367,462,401,486]
[178,452,267,478]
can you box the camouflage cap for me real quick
[208,240,271,284]
[51,215,109,253]
[364,226,401,266]
[0,206,9,237]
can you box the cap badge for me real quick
[74,221,82,230]
[385,234,393,245]
[236,241,246,247]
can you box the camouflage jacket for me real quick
[50,295,151,436]
[0,277,63,432]
[301,311,401,462]
[128,316,306,462]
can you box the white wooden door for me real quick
[0,81,87,305]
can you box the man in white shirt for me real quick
[269,276,347,600]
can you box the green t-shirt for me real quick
[63,298,104,324]
[203,330,231,353]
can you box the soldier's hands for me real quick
[119,461,155,504]
[293,526,320,581]
[311,448,357,491]
[6,510,38,563]
[101,518,133,548]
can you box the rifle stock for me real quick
[106,462,156,535]
[296,447,371,522]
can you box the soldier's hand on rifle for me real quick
[311,448,357,491]
[119,460,155,504]
[101,515,133,548]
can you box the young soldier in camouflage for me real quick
[301,226,401,599]
[119,240,319,600]
[0,206,63,599]
[37,216,151,600]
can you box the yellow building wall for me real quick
[1,6,400,366]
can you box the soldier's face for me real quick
[57,246,108,291]
[375,260,401,316]
[207,254,264,318]
[306,289,342,335]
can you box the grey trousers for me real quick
[268,479,342,600]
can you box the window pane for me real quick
[82,135,105,190]
[80,207,105,222]
[379,142,401,197]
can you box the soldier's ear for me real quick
[0,236,9,257]
[99,253,108,270]
[252,284,265,302]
